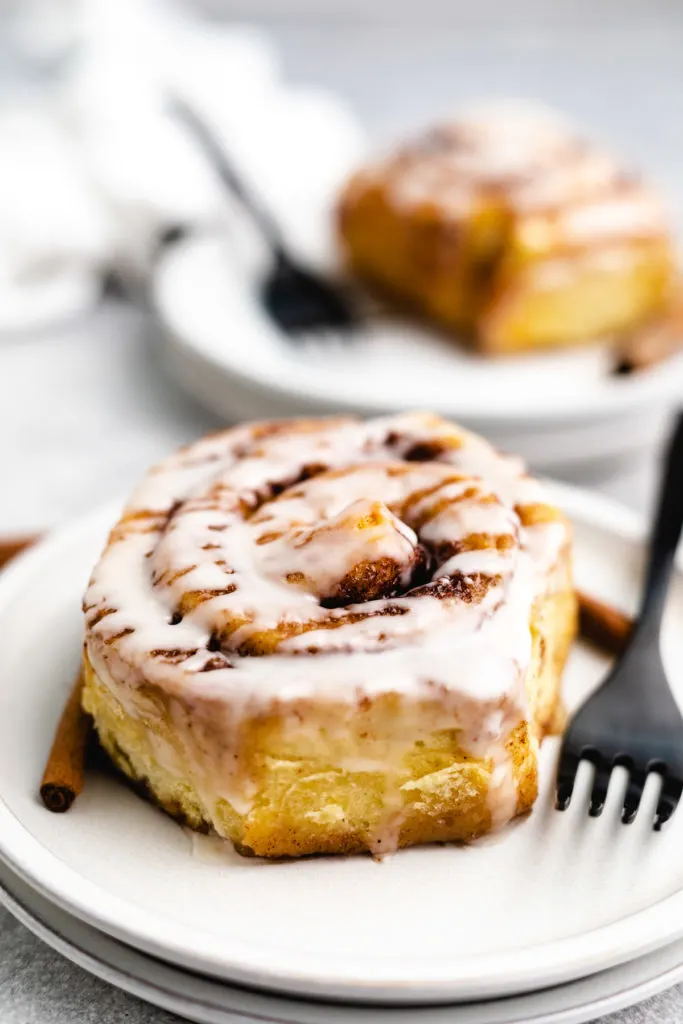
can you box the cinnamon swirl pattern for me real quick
[83,413,577,857]
[339,103,677,353]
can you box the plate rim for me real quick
[4,860,683,1024]
[2,484,683,1004]
[151,234,683,428]
[156,323,670,471]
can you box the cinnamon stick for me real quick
[40,672,91,813]
[614,294,683,375]
[0,533,38,571]
[577,590,633,656]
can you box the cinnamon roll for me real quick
[82,413,577,857]
[338,103,677,353]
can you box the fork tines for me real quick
[556,412,683,833]
[556,746,683,830]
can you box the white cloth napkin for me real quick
[0,0,365,335]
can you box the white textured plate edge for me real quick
[155,322,670,471]
[151,236,683,428]
[1,485,683,1004]
[5,857,683,1024]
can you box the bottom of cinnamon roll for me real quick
[81,584,576,858]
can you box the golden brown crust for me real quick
[83,580,577,858]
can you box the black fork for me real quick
[556,411,683,829]
[170,98,359,341]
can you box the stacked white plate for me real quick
[153,234,683,476]
[3,483,683,1023]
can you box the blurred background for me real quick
[1,0,682,536]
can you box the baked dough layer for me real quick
[84,585,575,856]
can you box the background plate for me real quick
[153,234,683,445]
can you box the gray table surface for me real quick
[1,11,683,1021]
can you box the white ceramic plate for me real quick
[152,234,683,440]
[1,487,683,1005]
[155,319,673,472]
[5,858,683,1024]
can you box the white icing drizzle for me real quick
[522,245,655,294]
[84,413,570,849]
[555,192,667,242]
[362,103,669,247]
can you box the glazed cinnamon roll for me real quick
[82,413,577,857]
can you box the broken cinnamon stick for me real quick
[614,294,683,375]
[577,589,633,656]
[0,533,38,571]
[40,672,91,812]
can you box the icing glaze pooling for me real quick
[83,413,569,848]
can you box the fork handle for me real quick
[634,410,683,640]
[170,97,289,263]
